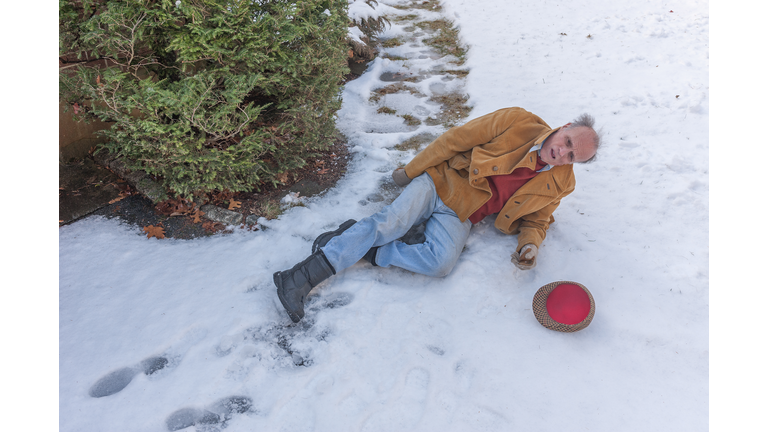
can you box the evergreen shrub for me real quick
[347,0,389,61]
[60,0,350,198]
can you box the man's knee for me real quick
[425,253,459,278]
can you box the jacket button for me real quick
[492,166,498,171]
[473,169,479,175]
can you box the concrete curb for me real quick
[93,152,169,203]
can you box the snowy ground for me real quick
[55,0,715,430]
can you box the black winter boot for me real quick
[312,219,357,253]
[362,246,379,267]
[274,250,336,323]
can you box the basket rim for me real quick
[532,281,595,332]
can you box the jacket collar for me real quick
[535,126,561,146]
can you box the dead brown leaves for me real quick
[315,160,329,175]
[202,221,225,233]
[109,191,129,204]
[150,198,207,237]
[143,224,165,239]
[191,210,204,223]
[155,198,197,216]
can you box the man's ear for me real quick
[563,122,572,128]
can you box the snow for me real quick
[348,0,389,21]
[48,0,751,430]
[348,0,397,44]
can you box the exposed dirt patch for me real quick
[440,69,470,78]
[415,19,467,65]
[87,138,351,239]
[392,13,419,22]
[368,83,426,103]
[394,132,439,152]
[381,53,408,61]
[428,92,472,127]
[400,114,422,126]
[393,0,443,12]
[381,37,405,48]
[377,106,398,115]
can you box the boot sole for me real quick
[274,272,302,323]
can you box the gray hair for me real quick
[571,113,602,164]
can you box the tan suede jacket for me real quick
[403,107,576,253]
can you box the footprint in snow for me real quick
[361,368,430,432]
[306,290,354,311]
[88,326,207,398]
[165,396,253,431]
[89,356,169,398]
[268,292,353,366]
[221,292,353,376]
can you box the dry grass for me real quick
[415,19,467,65]
[394,133,439,151]
[257,199,282,220]
[393,0,443,11]
[392,13,419,22]
[377,106,397,115]
[414,0,443,11]
[440,69,469,78]
[429,92,472,127]
[400,114,422,126]
[402,75,425,83]
[381,37,405,48]
[381,53,408,61]
[369,83,425,103]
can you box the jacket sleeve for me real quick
[515,199,562,253]
[404,107,526,179]
[510,166,575,252]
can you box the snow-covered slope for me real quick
[59,0,709,430]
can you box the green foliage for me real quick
[60,0,350,198]
[350,0,389,40]
[347,0,389,60]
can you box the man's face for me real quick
[540,124,597,166]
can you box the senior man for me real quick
[274,107,601,323]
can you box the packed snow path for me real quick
[59,0,708,431]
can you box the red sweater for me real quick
[469,154,548,224]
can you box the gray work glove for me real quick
[511,244,538,270]
[392,168,412,187]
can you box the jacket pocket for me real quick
[448,151,472,171]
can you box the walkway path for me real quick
[339,0,471,202]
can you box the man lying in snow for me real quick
[274,107,601,323]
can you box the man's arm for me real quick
[515,199,561,253]
[508,200,560,270]
[404,107,528,179]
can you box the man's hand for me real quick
[511,244,538,270]
[392,168,412,187]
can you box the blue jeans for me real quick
[321,174,472,277]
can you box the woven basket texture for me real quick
[532,281,595,332]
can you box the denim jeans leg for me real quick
[374,201,471,277]
[320,173,441,272]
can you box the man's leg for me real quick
[321,173,445,273]
[373,202,471,277]
[276,173,461,322]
